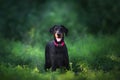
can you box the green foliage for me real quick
[0,33,120,80]
[0,0,120,80]
[0,64,120,80]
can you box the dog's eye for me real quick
[60,28,64,32]
[54,27,58,31]
[54,27,57,30]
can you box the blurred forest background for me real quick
[0,0,120,80]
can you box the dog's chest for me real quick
[49,46,66,55]
[55,47,65,54]
[48,41,67,55]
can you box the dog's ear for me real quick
[49,25,56,34]
[61,25,68,36]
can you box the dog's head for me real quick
[50,25,68,42]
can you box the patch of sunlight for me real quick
[108,54,120,62]
[79,62,89,72]
[32,67,39,73]
[57,71,74,80]
[16,65,23,70]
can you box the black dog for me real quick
[44,25,70,71]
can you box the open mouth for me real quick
[55,33,63,42]
[56,37,62,42]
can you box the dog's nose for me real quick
[57,34,61,37]
[57,33,62,38]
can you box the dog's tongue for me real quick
[56,38,62,42]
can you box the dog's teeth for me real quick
[56,38,62,42]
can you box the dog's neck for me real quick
[54,38,65,47]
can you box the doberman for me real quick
[44,25,70,71]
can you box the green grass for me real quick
[0,63,119,80]
[0,34,120,80]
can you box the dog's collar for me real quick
[54,40,65,47]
